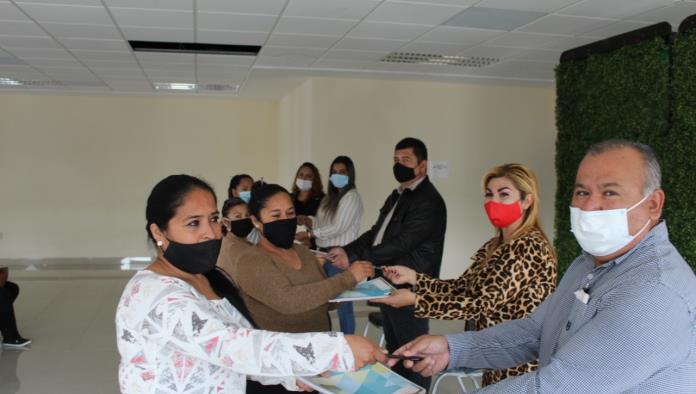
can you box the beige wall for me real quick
[279,77,557,279]
[1,78,557,279]
[0,93,278,258]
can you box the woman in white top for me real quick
[297,156,364,334]
[116,174,385,394]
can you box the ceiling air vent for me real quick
[129,41,260,56]
[381,52,499,68]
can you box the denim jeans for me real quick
[323,262,355,334]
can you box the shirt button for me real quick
[565,321,572,331]
[587,274,594,280]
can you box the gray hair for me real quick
[585,139,661,196]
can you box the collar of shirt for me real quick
[397,175,426,194]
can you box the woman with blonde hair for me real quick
[375,163,557,386]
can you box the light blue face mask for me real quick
[239,191,251,203]
[330,174,350,189]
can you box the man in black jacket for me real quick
[328,137,447,388]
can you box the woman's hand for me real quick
[371,289,417,308]
[349,261,374,283]
[296,215,313,229]
[295,379,314,392]
[382,265,417,286]
[344,335,388,370]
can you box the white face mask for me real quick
[570,194,651,257]
[295,179,312,192]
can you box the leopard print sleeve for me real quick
[413,233,556,321]
[413,242,490,296]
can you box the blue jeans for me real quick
[324,262,355,334]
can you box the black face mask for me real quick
[262,217,297,249]
[163,238,221,274]
[393,162,417,183]
[229,218,254,238]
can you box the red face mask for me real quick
[484,200,523,228]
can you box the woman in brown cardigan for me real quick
[232,184,374,333]
[374,163,557,387]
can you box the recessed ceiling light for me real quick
[0,77,22,86]
[154,82,196,91]
[130,41,261,56]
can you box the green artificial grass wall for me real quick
[554,36,672,275]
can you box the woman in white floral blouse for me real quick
[116,174,385,394]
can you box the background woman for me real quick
[375,163,557,386]
[234,183,373,334]
[116,175,385,394]
[296,156,364,334]
[228,174,254,202]
[290,163,324,218]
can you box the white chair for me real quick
[430,369,483,394]
[361,310,385,347]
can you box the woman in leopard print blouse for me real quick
[374,163,557,386]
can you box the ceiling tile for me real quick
[334,37,406,52]
[347,21,431,40]
[476,0,582,13]
[196,29,268,45]
[284,0,380,20]
[197,12,277,32]
[260,46,326,58]
[394,0,479,5]
[0,52,27,65]
[17,3,113,24]
[629,2,696,27]
[121,26,193,42]
[399,40,472,55]
[321,49,388,61]
[312,59,370,70]
[418,26,504,45]
[0,21,46,36]
[197,0,285,15]
[0,65,46,78]
[136,52,194,64]
[16,0,104,5]
[444,7,546,30]
[367,2,467,25]
[275,17,357,36]
[58,37,130,51]
[514,48,561,62]
[81,59,138,68]
[478,60,555,80]
[267,34,341,49]
[104,0,192,10]
[7,47,74,59]
[196,64,250,75]
[141,62,192,72]
[196,54,255,66]
[255,54,318,68]
[484,32,565,49]
[110,8,192,29]
[459,45,526,59]
[0,35,62,49]
[559,0,675,19]
[542,35,596,50]
[72,50,134,62]
[22,57,83,67]
[582,20,653,38]
[0,1,30,20]
[41,22,123,39]
[91,67,145,77]
[519,15,616,36]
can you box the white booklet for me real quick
[298,362,426,394]
[329,277,395,302]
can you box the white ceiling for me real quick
[0,0,693,99]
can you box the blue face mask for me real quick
[330,174,350,189]
[239,191,251,203]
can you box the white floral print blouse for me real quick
[116,270,354,393]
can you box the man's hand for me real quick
[348,261,375,283]
[344,335,388,370]
[370,289,416,308]
[386,335,450,377]
[327,247,349,269]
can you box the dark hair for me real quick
[222,197,247,218]
[321,156,356,219]
[290,162,324,199]
[227,174,253,198]
[395,137,428,162]
[585,139,661,196]
[248,184,290,218]
[146,174,216,242]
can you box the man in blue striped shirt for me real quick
[389,139,696,392]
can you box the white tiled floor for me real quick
[0,262,479,394]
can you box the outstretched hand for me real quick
[344,335,388,370]
[386,335,451,377]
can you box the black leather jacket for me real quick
[344,176,447,278]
